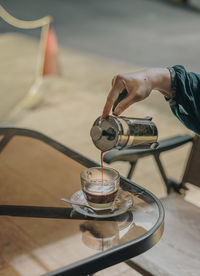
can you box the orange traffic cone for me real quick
[42,25,61,76]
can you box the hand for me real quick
[102,68,172,118]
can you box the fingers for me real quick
[102,70,153,118]
[113,89,142,116]
[102,88,121,118]
[102,75,125,118]
[113,94,134,115]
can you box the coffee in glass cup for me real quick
[80,167,120,210]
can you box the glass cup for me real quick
[80,167,120,210]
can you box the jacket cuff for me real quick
[165,67,176,105]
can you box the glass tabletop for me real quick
[0,128,164,276]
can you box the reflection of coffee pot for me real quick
[90,115,158,152]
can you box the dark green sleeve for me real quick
[167,65,200,135]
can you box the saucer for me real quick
[70,189,134,218]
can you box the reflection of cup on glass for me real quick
[80,221,119,251]
[80,167,120,209]
[80,212,135,251]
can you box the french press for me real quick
[90,115,158,151]
[90,89,158,151]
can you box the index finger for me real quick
[102,77,125,118]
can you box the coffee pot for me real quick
[90,115,158,152]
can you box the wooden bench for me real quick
[104,135,200,276]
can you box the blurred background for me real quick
[0,0,200,197]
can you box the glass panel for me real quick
[0,135,160,275]
[0,136,84,206]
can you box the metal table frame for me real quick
[0,127,164,276]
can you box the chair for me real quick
[103,134,194,193]
[104,135,200,276]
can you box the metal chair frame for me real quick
[103,134,194,194]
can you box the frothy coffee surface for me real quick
[85,180,113,194]
[83,180,117,204]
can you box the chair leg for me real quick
[167,178,188,194]
[125,260,154,276]
[153,154,171,194]
[127,161,138,179]
[154,154,188,194]
[0,131,14,153]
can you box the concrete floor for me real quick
[1,0,200,71]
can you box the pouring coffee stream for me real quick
[101,150,104,183]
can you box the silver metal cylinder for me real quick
[90,116,158,151]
